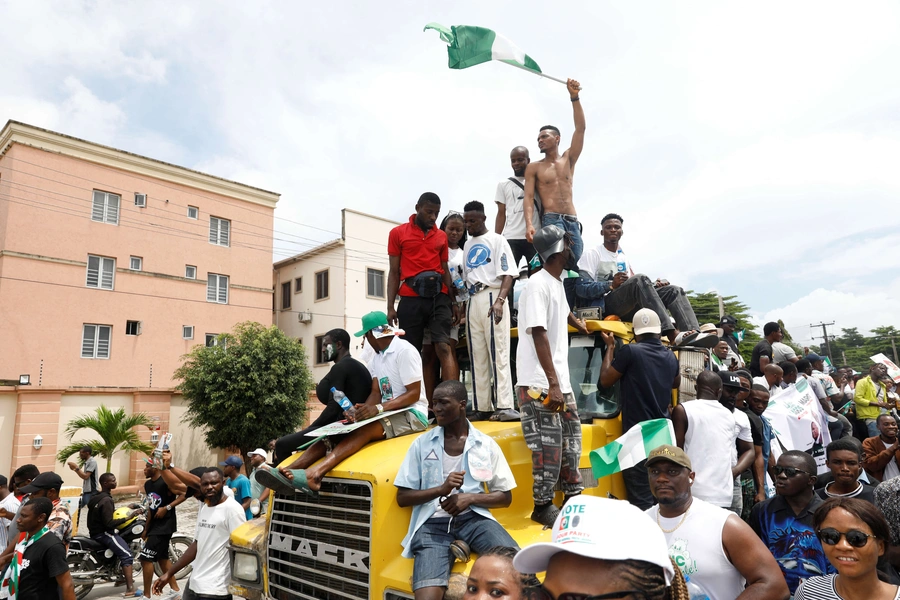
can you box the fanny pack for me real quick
[406,271,442,298]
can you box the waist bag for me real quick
[406,271,442,298]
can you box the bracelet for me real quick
[376,404,384,414]
[571,96,580,102]
[496,297,505,304]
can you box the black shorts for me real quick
[397,293,452,351]
[140,534,172,562]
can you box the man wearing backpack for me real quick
[495,146,541,267]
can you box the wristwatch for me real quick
[376,404,384,415]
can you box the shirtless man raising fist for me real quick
[523,78,585,270]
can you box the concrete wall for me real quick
[0,392,17,479]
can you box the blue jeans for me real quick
[542,213,583,271]
[866,419,880,438]
[408,511,517,591]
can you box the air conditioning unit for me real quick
[297,311,312,323]
[135,193,147,207]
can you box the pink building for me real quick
[0,121,278,485]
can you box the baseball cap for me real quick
[513,496,673,584]
[355,311,389,337]
[719,315,737,326]
[18,472,63,494]
[645,444,692,470]
[632,308,661,336]
[248,448,267,458]
[219,455,243,468]
[806,353,825,363]
[718,371,743,389]
[532,225,567,262]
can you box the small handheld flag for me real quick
[590,419,676,479]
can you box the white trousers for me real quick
[466,287,513,411]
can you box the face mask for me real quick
[324,344,336,361]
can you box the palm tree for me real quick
[56,405,156,472]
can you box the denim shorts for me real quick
[408,511,517,590]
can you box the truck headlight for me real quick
[233,552,259,582]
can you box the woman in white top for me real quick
[795,497,899,600]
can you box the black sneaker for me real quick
[531,502,560,529]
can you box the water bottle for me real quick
[526,386,552,406]
[453,275,469,302]
[616,249,627,274]
[685,576,710,600]
[332,387,355,418]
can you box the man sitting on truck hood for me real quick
[395,380,518,600]
[258,310,429,495]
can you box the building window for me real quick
[206,273,229,304]
[209,216,230,247]
[86,255,115,290]
[130,256,142,271]
[314,334,327,364]
[134,193,147,207]
[91,191,120,225]
[183,326,194,340]
[187,206,199,219]
[315,269,329,301]
[82,324,111,359]
[205,333,220,347]
[367,268,385,298]
[125,320,141,336]
[185,265,197,279]
[281,281,291,310]
[294,277,302,293]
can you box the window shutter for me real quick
[209,218,218,244]
[97,326,111,358]
[218,275,228,303]
[107,195,120,224]
[82,325,97,357]
[86,256,100,287]
[219,219,230,246]
[207,277,217,302]
[91,192,106,222]
[101,258,115,289]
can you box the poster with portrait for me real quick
[870,353,900,383]
[764,378,831,474]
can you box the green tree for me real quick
[56,405,156,472]
[174,321,313,468]
[686,291,759,365]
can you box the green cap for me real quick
[355,311,390,337]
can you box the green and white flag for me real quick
[590,419,675,479]
[424,23,542,74]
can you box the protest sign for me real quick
[304,407,414,436]
[870,353,900,383]
[763,378,831,474]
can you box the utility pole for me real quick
[842,350,847,365]
[810,321,835,362]
[891,335,899,366]
[717,294,725,320]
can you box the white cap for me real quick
[248,448,267,458]
[633,308,662,336]
[513,496,673,585]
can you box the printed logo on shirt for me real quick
[148,492,163,510]
[424,450,439,461]
[669,538,697,576]
[379,377,393,402]
[466,244,491,269]
[500,254,508,272]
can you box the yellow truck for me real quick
[227,319,699,600]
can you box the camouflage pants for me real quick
[517,387,584,504]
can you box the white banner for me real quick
[870,353,900,383]
[764,378,832,474]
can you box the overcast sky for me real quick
[4,1,899,345]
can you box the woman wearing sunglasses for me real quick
[795,497,899,600]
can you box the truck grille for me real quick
[267,478,373,600]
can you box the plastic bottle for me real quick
[685,576,710,600]
[616,249,627,274]
[526,386,552,406]
[332,387,355,418]
[452,275,469,302]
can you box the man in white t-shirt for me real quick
[574,213,700,344]
[462,200,516,418]
[494,146,541,268]
[258,311,428,496]
[772,341,798,363]
[645,445,790,600]
[672,371,753,510]
[0,476,20,550]
[516,224,588,527]
[154,467,246,600]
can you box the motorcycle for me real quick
[67,502,193,600]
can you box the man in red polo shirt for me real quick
[388,192,459,382]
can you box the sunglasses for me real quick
[774,466,810,478]
[818,528,877,548]
[525,586,649,600]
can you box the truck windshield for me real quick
[568,335,620,420]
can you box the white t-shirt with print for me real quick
[462,232,515,288]
[367,336,429,423]
[577,245,635,281]
[732,409,754,467]
[189,496,247,596]
[495,177,540,240]
[447,246,464,281]
[515,269,572,393]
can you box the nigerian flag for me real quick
[590,419,676,479]
[424,23,542,74]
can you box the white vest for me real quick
[648,498,745,600]
[683,400,736,507]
